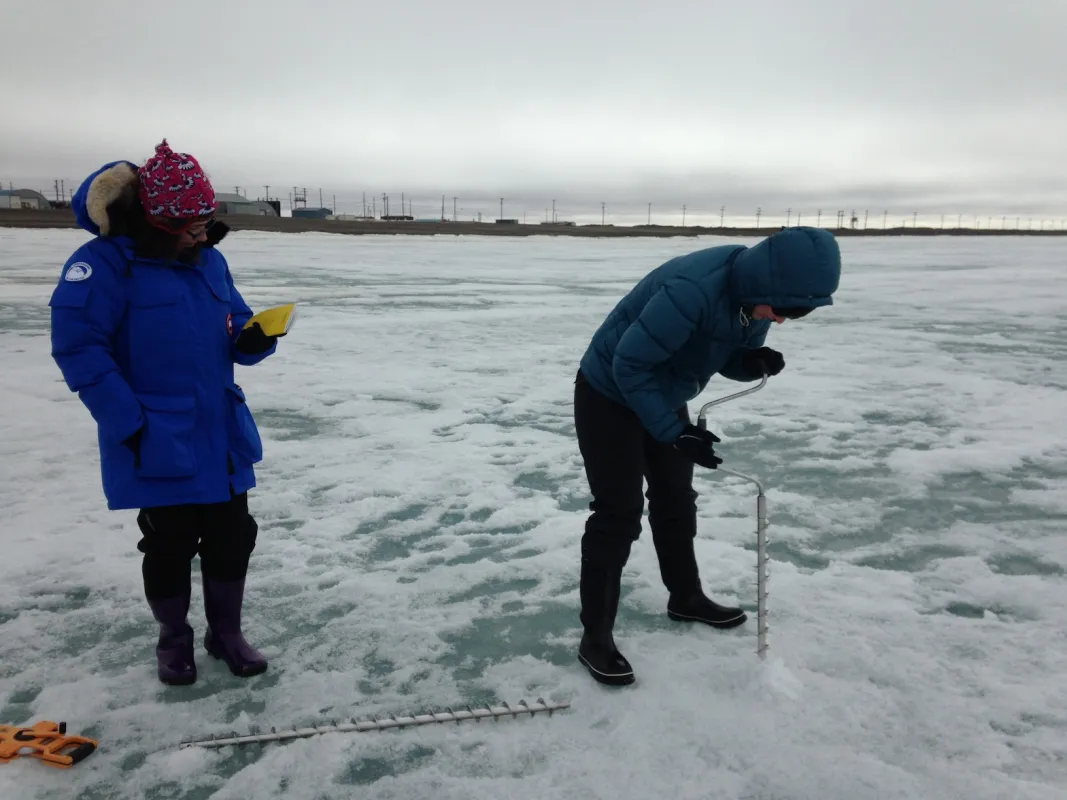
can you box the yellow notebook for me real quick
[243,303,296,337]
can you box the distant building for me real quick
[214,193,279,216]
[292,207,333,220]
[0,189,51,210]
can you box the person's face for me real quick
[171,218,211,264]
[751,304,787,323]
[178,219,211,249]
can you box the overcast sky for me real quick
[2,0,1065,224]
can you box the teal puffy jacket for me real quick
[578,227,841,442]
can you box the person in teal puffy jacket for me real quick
[573,227,841,685]
[48,140,281,686]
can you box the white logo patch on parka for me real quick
[65,262,93,282]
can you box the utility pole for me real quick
[786,208,791,226]
[363,192,367,217]
[601,202,605,225]
[883,210,887,228]
[648,203,651,225]
[864,210,868,229]
[682,205,687,226]
[453,196,457,222]
[264,185,270,201]
[756,207,761,228]
[552,199,556,223]
[720,206,724,227]
[817,209,822,227]
[500,197,504,220]
[441,195,445,221]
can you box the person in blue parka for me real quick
[48,140,282,686]
[573,226,841,685]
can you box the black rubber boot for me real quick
[654,525,747,629]
[667,590,748,628]
[577,556,634,686]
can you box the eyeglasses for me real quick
[145,213,216,236]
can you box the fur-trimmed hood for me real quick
[72,160,140,236]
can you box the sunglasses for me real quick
[773,307,813,319]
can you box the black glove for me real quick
[673,424,723,469]
[740,346,784,377]
[122,426,143,468]
[235,322,277,355]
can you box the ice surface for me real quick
[1,228,1066,799]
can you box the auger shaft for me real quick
[696,372,771,661]
[178,698,571,750]
[756,490,768,659]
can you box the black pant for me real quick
[574,372,701,597]
[136,492,258,600]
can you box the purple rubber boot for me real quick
[146,593,197,686]
[202,577,268,677]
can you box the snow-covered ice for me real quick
[1,229,1066,799]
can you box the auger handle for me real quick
[696,372,768,430]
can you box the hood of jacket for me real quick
[729,226,841,310]
[71,160,139,236]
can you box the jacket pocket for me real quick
[204,269,232,303]
[225,383,263,466]
[127,281,193,372]
[135,393,198,478]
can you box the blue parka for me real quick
[48,161,277,511]
[578,227,841,442]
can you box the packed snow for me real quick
[1,229,1065,799]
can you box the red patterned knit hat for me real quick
[137,139,217,229]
